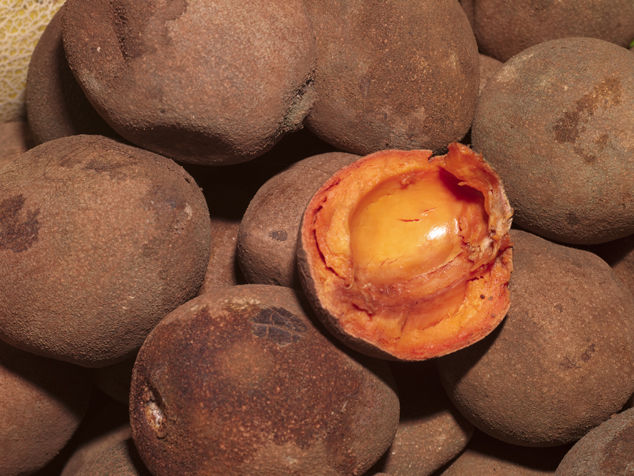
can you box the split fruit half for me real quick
[298,142,513,360]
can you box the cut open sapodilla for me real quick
[297,143,513,360]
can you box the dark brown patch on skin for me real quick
[574,145,598,165]
[130,288,394,475]
[566,212,580,226]
[251,307,307,345]
[559,344,597,370]
[580,343,596,362]
[601,424,634,474]
[269,230,288,241]
[0,195,41,253]
[553,76,622,144]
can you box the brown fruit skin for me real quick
[439,429,571,476]
[478,54,503,94]
[0,135,211,367]
[60,400,131,476]
[74,439,152,476]
[472,37,634,245]
[0,121,34,171]
[129,285,399,476]
[436,230,634,447]
[26,6,122,145]
[369,361,474,476]
[61,0,317,165]
[0,340,92,476]
[555,408,634,475]
[460,0,634,62]
[237,152,360,289]
[304,0,479,155]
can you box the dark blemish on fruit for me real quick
[580,343,596,362]
[566,212,580,226]
[559,344,596,370]
[559,356,580,370]
[553,76,622,145]
[251,307,307,346]
[554,303,563,313]
[553,110,581,144]
[480,294,486,299]
[270,230,288,242]
[601,424,634,474]
[0,195,41,253]
[574,145,598,165]
[596,133,610,150]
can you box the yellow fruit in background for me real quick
[0,0,64,123]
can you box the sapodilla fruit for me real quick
[297,142,513,361]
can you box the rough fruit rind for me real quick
[298,142,513,360]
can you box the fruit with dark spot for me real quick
[237,152,359,288]
[555,407,634,475]
[472,37,634,244]
[297,143,513,361]
[129,284,399,476]
[61,0,317,165]
[436,230,634,447]
[0,134,211,367]
[303,0,479,155]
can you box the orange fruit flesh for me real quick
[302,143,513,360]
[347,168,490,331]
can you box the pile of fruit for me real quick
[1,0,634,475]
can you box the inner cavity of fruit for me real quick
[299,142,513,360]
[347,168,489,331]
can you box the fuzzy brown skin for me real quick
[459,0,634,62]
[61,0,316,165]
[436,230,634,447]
[0,135,211,367]
[590,234,634,298]
[92,354,137,405]
[0,121,34,170]
[0,339,92,476]
[74,439,152,476]
[26,6,122,145]
[472,38,634,245]
[237,152,359,289]
[439,430,571,476]
[555,408,634,475]
[368,361,473,476]
[130,285,399,476]
[304,0,479,156]
[60,401,131,476]
[197,218,243,294]
[478,54,503,94]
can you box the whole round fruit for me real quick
[437,230,634,447]
[0,134,212,367]
[472,37,634,245]
[130,285,400,476]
